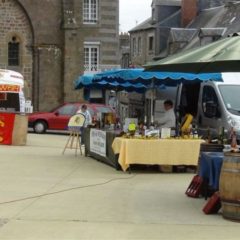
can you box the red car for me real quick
[28,103,116,133]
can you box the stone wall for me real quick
[0,0,33,99]
[17,0,63,110]
[0,0,120,111]
[130,28,155,67]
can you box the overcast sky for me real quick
[119,0,152,33]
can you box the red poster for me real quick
[0,113,15,145]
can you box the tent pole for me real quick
[150,79,154,125]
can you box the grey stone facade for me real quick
[0,0,119,111]
[126,0,240,123]
[129,0,240,65]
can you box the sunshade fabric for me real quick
[75,69,222,93]
[74,74,147,93]
[144,35,240,73]
[92,68,222,86]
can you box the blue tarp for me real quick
[75,68,222,91]
[74,74,147,93]
[93,68,222,85]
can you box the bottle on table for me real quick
[218,126,224,144]
[207,127,211,143]
[193,125,198,139]
[189,127,194,139]
[230,127,237,149]
[223,129,228,144]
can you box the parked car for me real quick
[28,103,116,133]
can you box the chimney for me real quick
[181,0,198,27]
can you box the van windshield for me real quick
[218,85,240,115]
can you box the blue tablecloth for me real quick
[199,152,224,190]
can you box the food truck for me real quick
[0,69,25,113]
[0,69,28,145]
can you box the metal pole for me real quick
[150,78,154,124]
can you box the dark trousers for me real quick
[80,127,85,145]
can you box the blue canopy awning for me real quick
[74,74,147,93]
[93,68,222,86]
[75,69,222,92]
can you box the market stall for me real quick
[75,71,147,170]
[75,69,222,171]
[0,69,28,145]
[199,152,223,190]
[198,151,224,200]
[91,68,222,124]
[112,137,205,171]
[84,127,121,170]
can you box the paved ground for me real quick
[0,133,239,240]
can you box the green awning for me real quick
[144,34,240,73]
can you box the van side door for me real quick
[198,85,223,138]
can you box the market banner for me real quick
[90,129,106,157]
[0,84,20,92]
[0,113,15,145]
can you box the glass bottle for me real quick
[218,126,224,144]
[207,127,211,143]
[231,128,237,149]
[193,125,198,139]
[223,129,228,144]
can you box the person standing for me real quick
[77,104,92,145]
[77,104,92,127]
[158,99,176,129]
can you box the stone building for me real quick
[117,33,145,123]
[0,0,120,111]
[119,32,130,68]
[127,0,240,124]
[129,0,240,65]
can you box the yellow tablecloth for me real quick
[112,137,205,171]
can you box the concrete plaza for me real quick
[0,133,239,240]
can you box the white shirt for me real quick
[158,108,176,129]
[77,109,92,127]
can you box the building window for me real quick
[137,37,142,55]
[83,0,98,24]
[8,36,20,66]
[148,36,154,52]
[84,44,99,72]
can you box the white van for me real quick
[0,69,25,113]
[154,72,240,139]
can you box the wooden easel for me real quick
[62,113,86,156]
[62,130,82,156]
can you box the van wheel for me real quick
[33,121,47,134]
